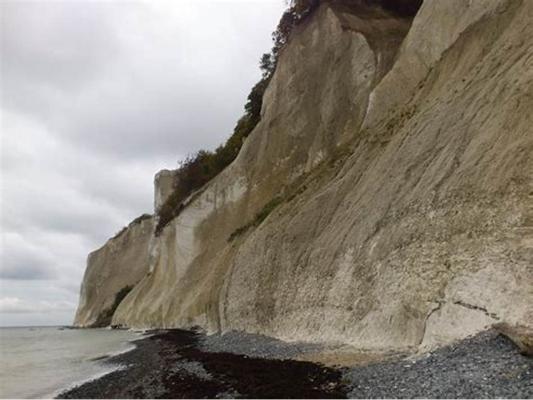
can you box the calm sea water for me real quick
[0,326,140,399]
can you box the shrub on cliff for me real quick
[154,0,321,235]
[155,66,276,234]
[93,285,133,328]
[155,110,263,235]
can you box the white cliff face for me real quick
[79,0,533,352]
[154,169,177,212]
[73,216,154,327]
[112,2,412,331]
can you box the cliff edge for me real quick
[74,0,533,353]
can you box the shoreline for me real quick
[57,328,532,399]
[49,364,129,400]
[47,331,146,399]
[57,329,347,399]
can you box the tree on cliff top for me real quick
[155,0,321,235]
[155,0,422,235]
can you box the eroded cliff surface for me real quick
[74,216,154,327]
[76,0,533,351]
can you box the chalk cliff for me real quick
[74,215,154,327]
[74,0,533,352]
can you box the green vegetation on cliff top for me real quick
[155,0,320,235]
[154,0,422,235]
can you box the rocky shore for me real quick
[57,329,345,399]
[57,328,532,399]
[343,331,532,399]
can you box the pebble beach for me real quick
[56,328,532,399]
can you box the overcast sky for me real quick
[0,0,285,326]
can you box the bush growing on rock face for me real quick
[228,195,284,241]
[93,285,133,327]
[155,0,423,235]
[154,1,320,235]
[155,111,263,235]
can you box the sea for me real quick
[0,326,141,399]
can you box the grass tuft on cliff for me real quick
[228,196,284,242]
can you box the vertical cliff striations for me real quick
[74,215,154,327]
[74,0,533,353]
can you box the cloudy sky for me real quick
[0,0,285,326]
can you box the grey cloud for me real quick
[0,297,76,313]
[0,263,54,281]
[0,0,284,325]
[1,0,271,161]
[1,172,127,243]
[0,262,54,280]
[1,1,121,92]
[57,279,83,296]
[0,234,57,280]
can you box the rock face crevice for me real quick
[74,0,533,352]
